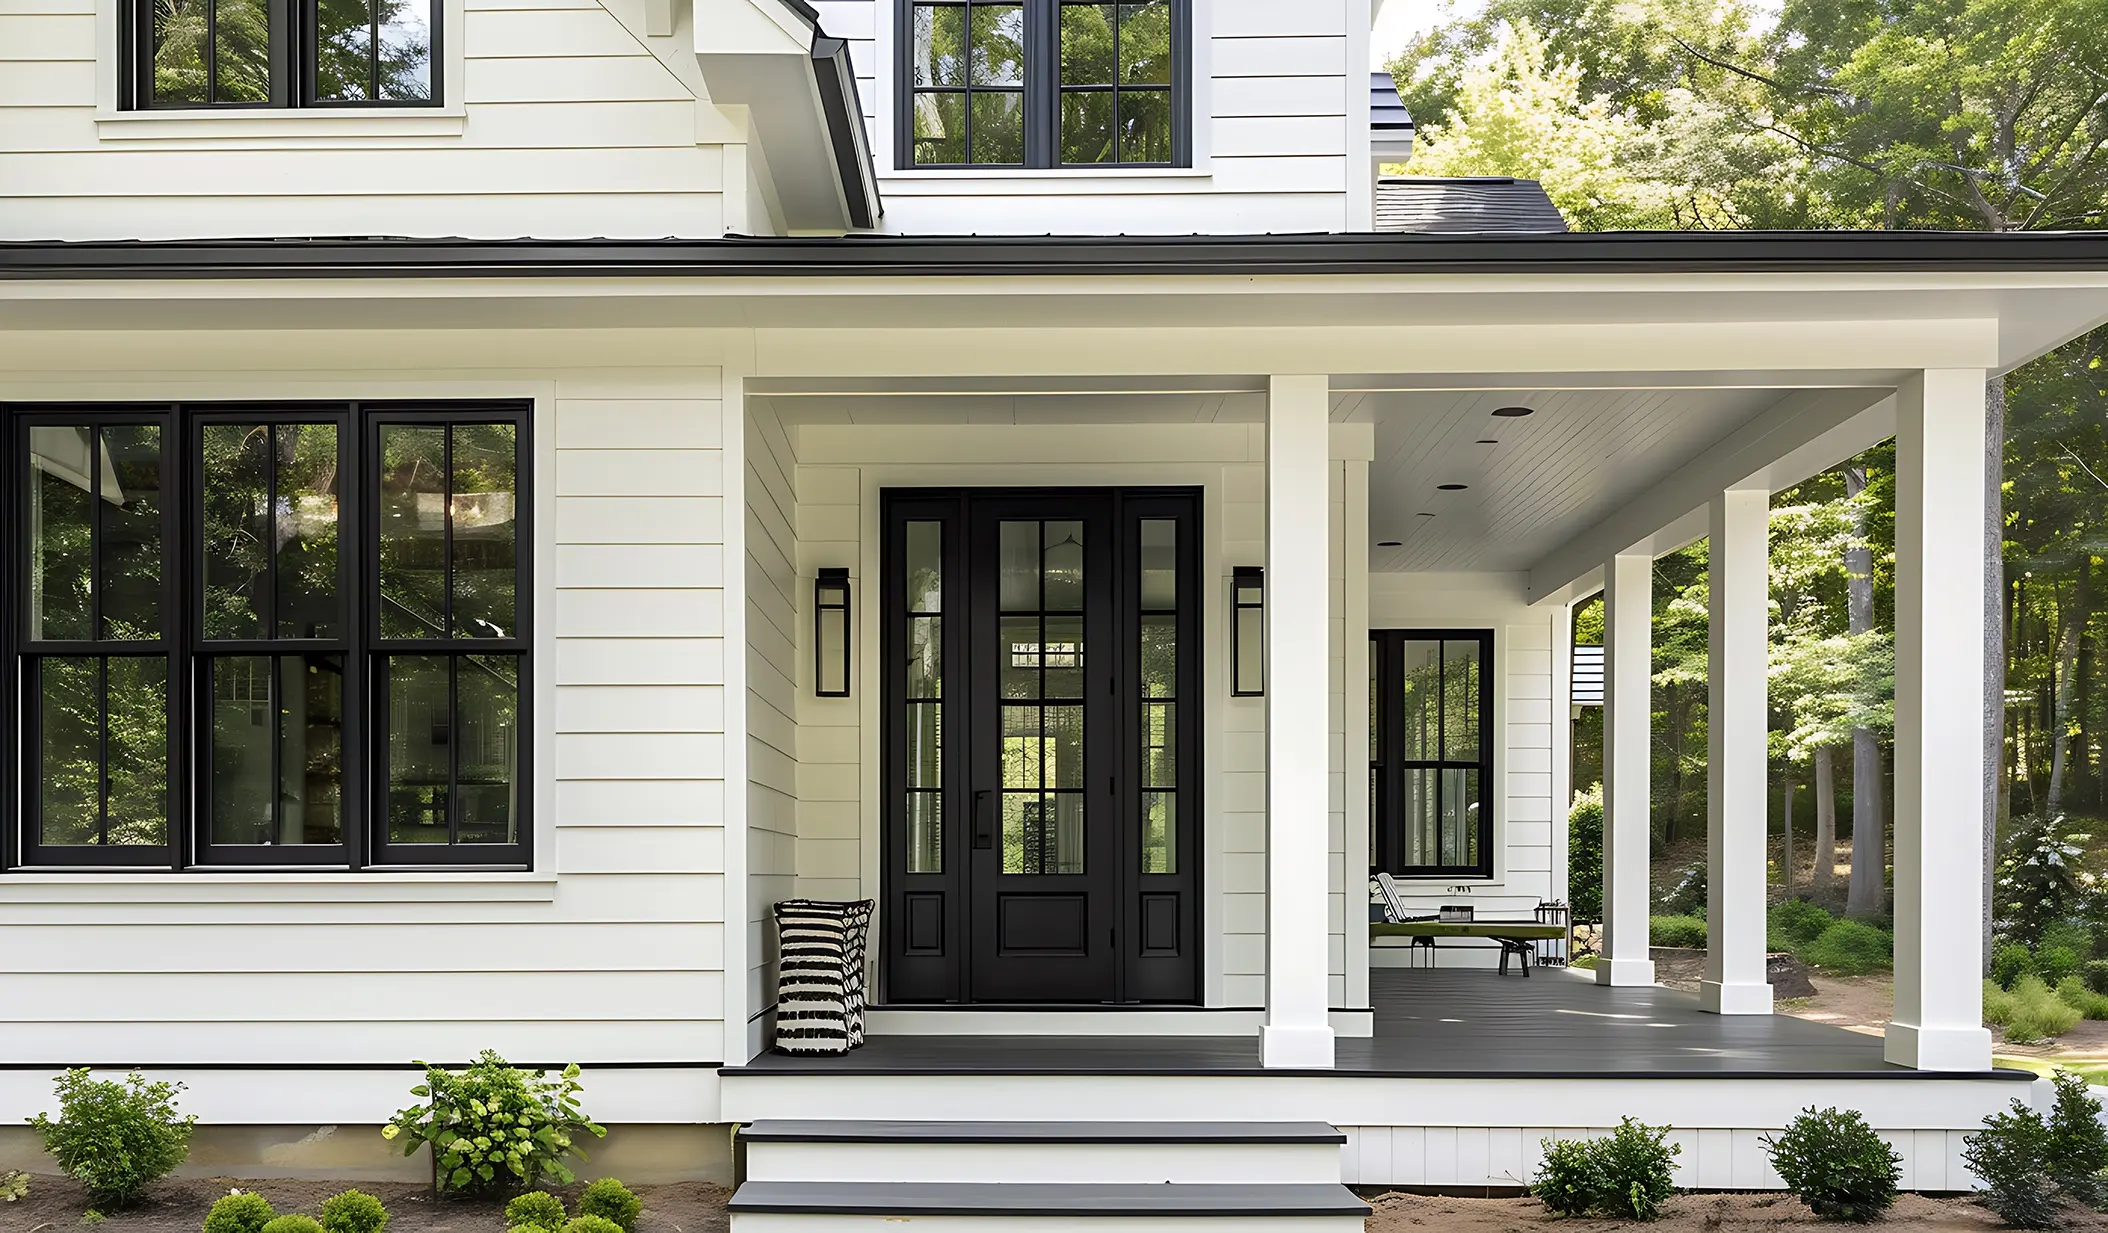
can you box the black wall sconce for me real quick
[1232,565,1265,697]
[815,568,851,697]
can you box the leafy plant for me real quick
[1988,975,2083,1043]
[2057,976,2108,1020]
[2046,1070,2108,1208]
[382,1051,605,1195]
[1994,943,2037,989]
[1997,814,2093,948]
[261,1218,322,1233]
[505,1192,567,1232]
[1801,920,1893,974]
[1660,863,1707,917]
[29,1069,195,1209]
[1531,1119,1679,1220]
[2039,945,2084,985]
[318,1190,389,1233]
[1768,899,1834,954]
[561,1218,624,1233]
[2086,958,2108,995]
[1761,1106,1901,1221]
[203,1192,278,1233]
[82,1211,105,1227]
[1649,915,1707,949]
[578,1180,640,1233]
[1962,1102,2061,1229]
[1,1171,27,1202]
[1568,785,1603,923]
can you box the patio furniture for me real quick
[772,898,875,1054]
[1370,872,1567,976]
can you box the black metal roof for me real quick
[1377,177,1568,234]
[2,230,2107,279]
[1370,72,1413,133]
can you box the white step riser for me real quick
[731,1215,1367,1233]
[746,1140,1344,1185]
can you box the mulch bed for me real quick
[4,1177,729,1233]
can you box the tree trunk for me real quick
[1812,745,1838,897]
[1782,772,1796,897]
[2047,572,2088,812]
[1665,686,1687,845]
[1845,465,1888,919]
[1984,374,2004,977]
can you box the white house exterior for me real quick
[3,0,2108,1225]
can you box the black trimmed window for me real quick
[124,0,439,109]
[898,0,1189,169]
[5,401,529,872]
[1370,630,1493,879]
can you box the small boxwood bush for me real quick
[30,1070,196,1210]
[504,1192,567,1233]
[1988,975,2083,1043]
[1768,899,1834,954]
[1761,1106,1901,1222]
[562,1217,625,1233]
[1963,1103,2061,1228]
[318,1190,388,1233]
[1801,920,1893,974]
[203,1193,277,1233]
[1649,915,1707,949]
[261,1217,322,1233]
[1532,1118,1680,1220]
[578,1180,640,1233]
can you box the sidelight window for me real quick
[1370,629,1494,878]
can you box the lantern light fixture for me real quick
[1231,565,1265,697]
[815,568,851,698]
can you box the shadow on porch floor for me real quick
[729,969,2031,1080]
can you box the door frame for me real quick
[877,486,1204,1005]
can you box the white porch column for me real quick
[1702,488,1774,1015]
[1887,370,1994,1070]
[1263,374,1335,1068]
[1597,551,1656,987]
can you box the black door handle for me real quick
[973,789,994,850]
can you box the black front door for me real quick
[882,488,1200,1005]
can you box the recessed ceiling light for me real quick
[1416,512,1436,518]
[1476,439,1498,444]
[1492,406,1536,418]
[1437,483,1469,491]
[1377,540,1403,548]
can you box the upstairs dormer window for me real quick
[125,0,438,109]
[898,1,1189,169]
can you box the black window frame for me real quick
[121,0,445,111]
[1370,628,1495,880]
[894,0,1192,171]
[0,400,530,874]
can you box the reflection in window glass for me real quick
[209,655,345,846]
[313,0,434,102]
[30,427,94,642]
[202,422,341,641]
[378,425,447,638]
[35,655,169,848]
[1058,0,1173,164]
[451,422,517,639]
[910,1,1027,165]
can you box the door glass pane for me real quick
[906,616,943,698]
[1045,704,1083,789]
[999,521,1039,611]
[906,520,943,612]
[1001,704,1042,789]
[906,701,942,788]
[451,423,518,639]
[201,424,270,640]
[1144,701,1175,788]
[1042,521,1084,611]
[277,424,341,639]
[37,656,99,845]
[907,790,942,874]
[1442,639,1481,761]
[456,654,519,844]
[100,425,163,640]
[382,653,451,842]
[104,655,169,845]
[1042,614,1083,697]
[378,425,448,639]
[1139,520,1176,609]
[1140,613,1175,699]
[1399,639,1439,760]
[29,427,94,642]
[1143,791,1174,874]
[1001,616,1040,698]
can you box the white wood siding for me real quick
[745,396,801,1035]
[794,466,863,902]
[0,0,730,240]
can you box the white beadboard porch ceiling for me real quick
[764,383,1789,574]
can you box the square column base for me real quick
[1883,1021,1993,1071]
[1700,980,1774,1015]
[1594,958,1656,987]
[1260,1024,1335,1069]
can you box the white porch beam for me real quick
[1527,389,1896,606]
[1702,488,1774,1015]
[1597,551,1656,987]
[1263,374,1336,1069]
[1887,370,1995,1071]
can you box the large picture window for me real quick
[1370,629,1494,879]
[897,0,1188,169]
[125,0,438,109]
[6,401,528,871]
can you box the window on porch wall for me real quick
[1370,629,1494,879]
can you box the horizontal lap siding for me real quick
[0,0,726,240]
[746,398,801,1035]
[0,379,734,1096]
[796,466,863,903]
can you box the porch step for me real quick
[727,1181,1370,1231]
[740,1120,1346,1183]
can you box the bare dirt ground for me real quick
[1,1177,730,1233]
[1362,1188,2108,1231]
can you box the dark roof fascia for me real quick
[776,0,820,27]
[811,36,880,230]
[5,232,2108,280]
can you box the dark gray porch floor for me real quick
[726,969,2029,1080]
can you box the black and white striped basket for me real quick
[772,899,876,1055]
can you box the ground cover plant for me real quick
[1532,1118,1680,1220]
[1761,1106,1901,1221]
[29,1069,195,1209]
[1648,915,1706,949]
[382,1052,604,1196]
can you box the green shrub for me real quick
[2057,976,2108,1021]
[1999,976,2084,1043]
[1768,900,1834,954]
[30,1069,195,1209]
[1801,921,1893,975]
[1568,785,1603,924]
[561,1218,624,1233]
[504,1192,567,1233]
[1999,814,2092,947]
[1661,863,1707,917]
[1531,1119,1679,1220]
[2047,1070,2108,1208]
[1649,915,1707,949]
[1994,943,2036,989]
[2039,945,2084,985]
[2,1171,28,1202]
[1761,1107,1901,1222]
[1962,1103,2061,1228]
[2040,919,2096,961]
[318,1190,388,1233]
[578,1180,640,1233]
[382,1051,605,1196]
[261,1217,322,1233]
[2085,957,2108,995]
[202,1193,277,1233]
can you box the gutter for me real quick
[1,231,2107,279]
